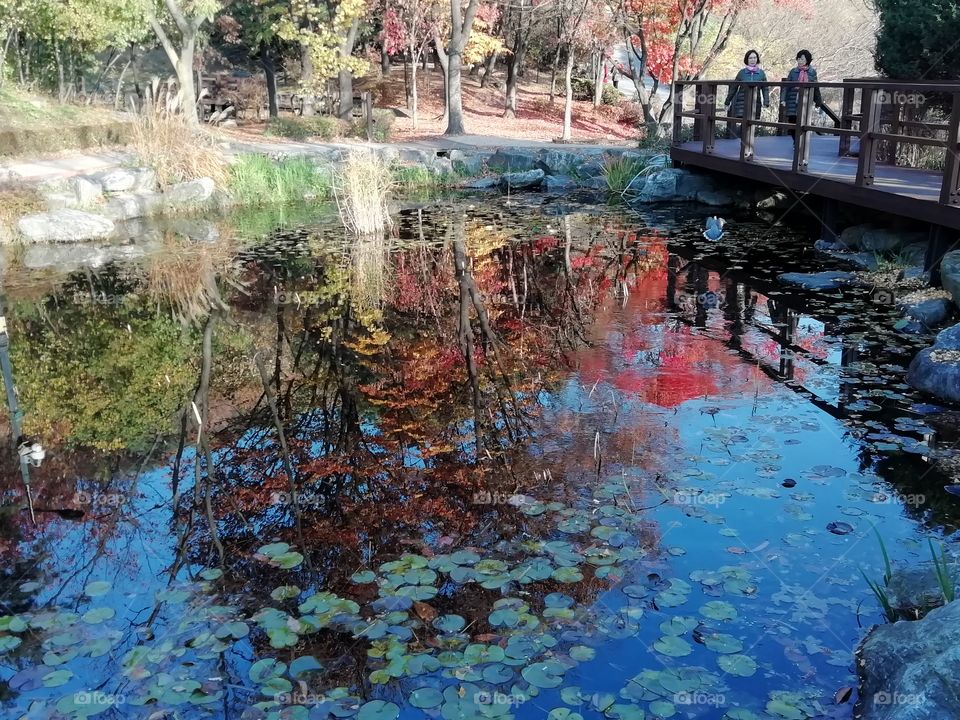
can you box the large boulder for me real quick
[487,149,540,173]
[464,177,498,190]
[839,223,876,250]
[101,193,164,221]
[696,189,735,207]
[778,271,856,291]
[543,175,577,192]
[898,297,952,330]
[885,561,959,619]
[906,322,960,401]
[676,171,717,200]
[861,228,926,253]
[165,178,216,205]
[856,600,960,720]
[499,169,544,191]
[940,249,960,306]
[93,168,139,193]
[16,209,115,243]
[755,188,792,210]
[636,168,686,202]
[70,176,103,206]
[540,150,583,175]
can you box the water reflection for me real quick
[0,199,956,719]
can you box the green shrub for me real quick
[228,154,333,206]
[347,109,395,143]
[601,85,621,106]
[264,116,345,140]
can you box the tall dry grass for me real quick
[146,231,237,325]
[132,112,228,189]
[333,153,392,237]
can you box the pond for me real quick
[0,195,957,720]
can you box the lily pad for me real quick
[358,700,400,720]
[83,581,111,598]
[718,654,757,677]
[410,687,444,709]
[653,636,693,657]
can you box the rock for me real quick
[899,298,952,329]
[906,321,960,402]
[454,154,487,176]
[16,209,115,243]
[755,189,792,210]
[375,146,401,165]
[168,218,220,243]
[165,178,216,205]
[581,176,609,190]
[696,189,735,207]
[777,271,856,291]
[427,157,454,176]
[902,266,929,283]
[885,561,960,618]
[838,223,875,249]
[131,168,158,193]
[543,175,577,192]
[487,149,539,173]
[901,241,928,266]
[464,177,498,190]
[574,159,605,179]
[43,193,78,211]
[856,600,960,720]
[397,148,433,165]
[541,150,581,175]
[838,251,880,271]
[676,172,717,200]
[70,177,103,206]
[939,250,960,306]
[499,168,544,191]
[101,193,163,222]
[94,168,139,193]
[861,228,924,253]
[23,244,107,269]
[636,168,685,202]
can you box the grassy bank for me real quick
[0,87,132,157]
[228,155,336,205]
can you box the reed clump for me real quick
[333,152,392,237]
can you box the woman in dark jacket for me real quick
[724,50,770,137]
[781,49,824,141]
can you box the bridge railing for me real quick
[672,79,960,207]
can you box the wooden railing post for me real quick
[693,83,703,142]
[792,86,809,172]
[855,87,881,186]
[740,84,757,161]
[838,85,855,155]
[672,82,684,146]
[703,82,717,155]
[940,92,960,206]
[364,91,374,141]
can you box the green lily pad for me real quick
[81,607,114,625]
[410,687,444,709]
[199,568,223,581]
[700,601,737,621]
[289,655,323,678]
[653,636,693,657]
[358,700,400,720]
[570,645,595,662]
[83,581,111,598]
[522,660,565,688]
[548,710,583,720]
[718,654,758,677]
[649,700,676,717]
[41,669,73,688]
[249,658,286,684]
[702,632,743,654]
[271,551,304,569]
[351,570,376,584]
[258,542,290,558]
[433,615,466,633]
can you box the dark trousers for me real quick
[787,114,798,143]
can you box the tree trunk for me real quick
[381,46,391,75]
[0,31,13,89]
[54,41,65,103]
[300,44,315,116]
[503,53,518,118]
[549,41,561,104]
[260,43,279,118]
[593,54,604,107]
[411,47,419,129]
[176,36,199,124]
[114,52,133,110]
[479,51,497,88]
[444,0,481,136]
[562,50,574,140]
[338,70,353,121]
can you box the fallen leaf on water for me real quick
[726,547,746,555]
[412,602,437,623]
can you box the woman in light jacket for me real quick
[724,50,770,136]
[781,49,824,142]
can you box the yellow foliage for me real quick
[463,17,506,65]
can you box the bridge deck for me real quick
[672,135,960,229]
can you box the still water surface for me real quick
[0,197,956,720]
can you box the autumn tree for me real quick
[556,0,592,140]
[145,0,223,124]
[275,0,369,118]
[501,0,542,118]
[381,0,440,129]
[434,0,481,135]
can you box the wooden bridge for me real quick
[670,79,960,269]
